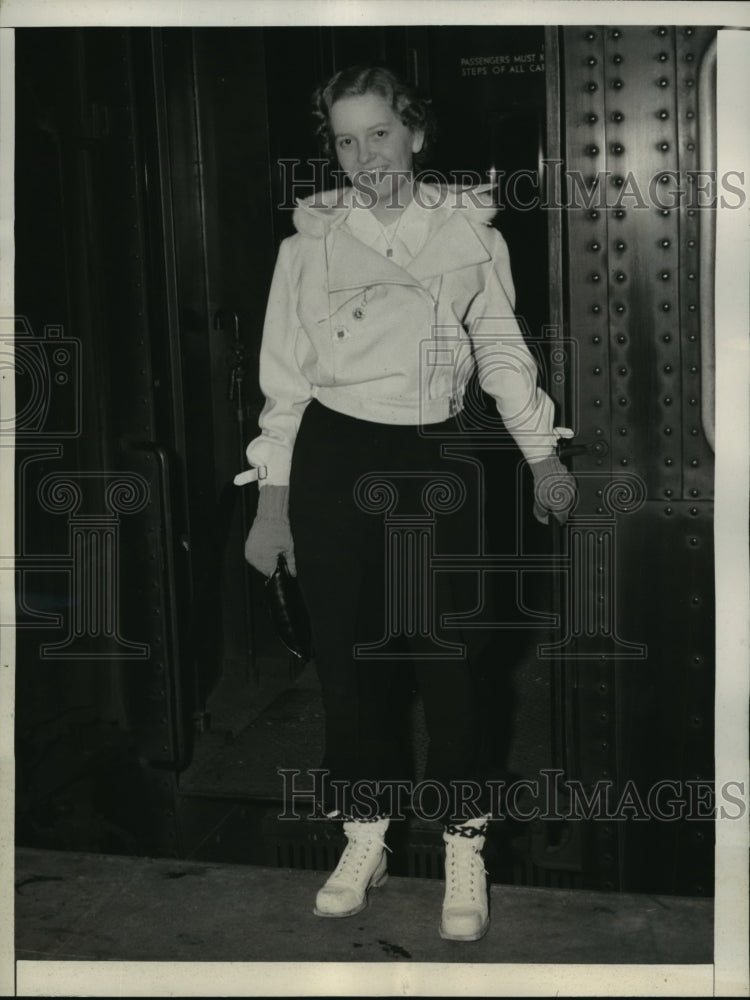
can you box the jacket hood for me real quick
[292,182,498,238]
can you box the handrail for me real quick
[698,35,717,453]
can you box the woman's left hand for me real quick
[530,456,577,525]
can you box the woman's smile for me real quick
[329,92,424,202]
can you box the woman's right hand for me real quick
[244,485,296,577]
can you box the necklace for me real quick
[380,210,406,258]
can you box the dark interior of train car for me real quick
[13,23,722,967]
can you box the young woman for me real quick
[238,64,575,941]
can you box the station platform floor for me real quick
[13,845,717,996]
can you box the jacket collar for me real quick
[294,182,497,290]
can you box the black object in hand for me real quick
[264,553,313,663]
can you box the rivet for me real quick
[664,426,672,435]
[664,488,673,498]
[686,78,695,87]
[690,489,700,498]
[589,209,600,219]
[595,427,604,436]
[659,271,670,280]
[585,30,596,41]
[611,29,621,39]
[664,396,673,405]
[587,81,598,92]
[594,398,602,407]
[612,79,624,89]
[687,142,695,151]
[612,175,625,187]
[619,366,627,376]
[586,113,599,124]
[657,26,668,36]
[690,507,699,516]
[660,238,671,248]
[591,273,601,282]
[615,303,626,314]
[615,272,626,282]
[660,208,670,216]
[596,489,604,497]
[588,145,600,156]
[688,334,697,343]
[662,333,672,342]
[619,427,627,436]
[691,595,701,605]
[587,56,598,66]
[611,143,625,154]
[617,334,626,343]
[662,302,671,311]
[596,506,604,513]
[592,335,601,343]
[689,397,698,405]
[686,110,695,119]
[664,364,673,373]
[658,77,669,88]
[659,174,671,184]
[657,51,669,62]
[590,241,601,251]
[690,458,699,467]
[657,109,669,119]
[692,654,703,665]
[665,457,673,466]
[665,506,673,515]
[593,366,602,374]
[687,239,696,248]
[689,365,698,374]
[690,428,699,436]
[688,272,696,280]
[613,54,623,65]
[615,241,626,251]
[658,142,670,151]
[592,304,601,314]
[685,27,694,36]
[686,53,695,63]
[618,396,628,406]
[620,458,628,466]
[614,209,626,219]
[688,303,697,312]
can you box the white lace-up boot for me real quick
[314,817,390,917]
[440,815,490,941]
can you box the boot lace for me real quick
[328,824,391,886]
[444,837,488,905]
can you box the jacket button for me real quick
[353,307,364,320]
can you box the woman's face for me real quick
[329,91,424,200]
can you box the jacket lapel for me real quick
[326,228,411,292]
[407,213,492,279]
[326,212,492,292]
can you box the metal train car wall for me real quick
[13,24,717,895]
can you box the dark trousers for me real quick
[289,399,495,822]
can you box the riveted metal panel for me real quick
[560,24,716,893]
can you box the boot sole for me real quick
[438,915,490,942]
[313,870,389,918]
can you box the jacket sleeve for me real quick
[464,227,559,463]
[243,239,313,487]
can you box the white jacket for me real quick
[240,183,562,487]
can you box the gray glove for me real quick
[530,456,577,525]
[244,485,296,577]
